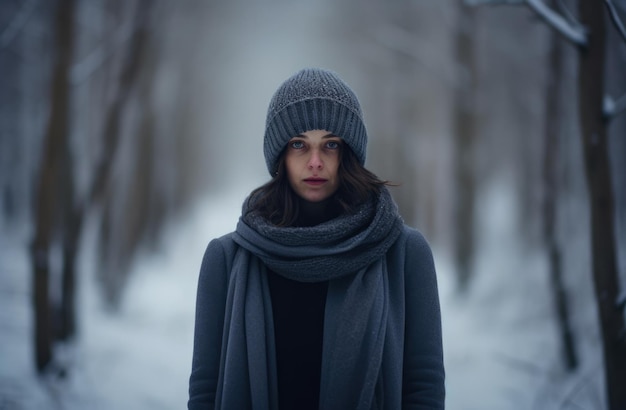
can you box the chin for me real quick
[297,189,334,204]
[302,194,330,203]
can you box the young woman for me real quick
[188,68,445,409]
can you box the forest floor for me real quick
[0,184,606,409]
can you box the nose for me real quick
[308,149,323,170]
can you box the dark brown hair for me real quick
[248,145,391,227]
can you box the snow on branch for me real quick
[525,0,587,47]
[466,0,588,47]
[464,0,524,6]
[604,94,626,121]
[604,0,626,44]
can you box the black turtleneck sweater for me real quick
[267,270,328,410]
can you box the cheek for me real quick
[328,155,341,177]
[284,155,303,189]
[285,153,298,174]
[285,160,296,184]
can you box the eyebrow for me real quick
[294,133,338,139]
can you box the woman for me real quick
[188,68,445,409]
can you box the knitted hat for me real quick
[263,68,368,175]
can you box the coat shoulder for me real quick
[395,224,433,254]
[386,224,436,282]
[207,232,238,257]
[199,232,239,281]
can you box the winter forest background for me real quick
[1,0,625,409]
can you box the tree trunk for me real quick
[92,0,151,308]
[577,2,626,408]
[452,2,478,291]
[30,246,51,371]
[30,0,76,371]
[89,0,150,207]
[59,205,82,340]
[542,9,577,371]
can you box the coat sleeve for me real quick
[188,238,230,409]
[402,229,445,409]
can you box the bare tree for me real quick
[577,2,626,407]
[468,0,626,407]
[30,0,76,371]
[86,0,152,307]
[541,0,577,371]
[452,2,479,291]
[27,0,156,372]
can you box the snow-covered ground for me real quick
[0,183,605,409]
[0,188,245,410]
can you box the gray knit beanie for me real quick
[263,68,368,175]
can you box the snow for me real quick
[0,182,605,409]
[0,189,244,410]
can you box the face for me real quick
[284,129,342,204]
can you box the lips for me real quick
[303,177,327,186]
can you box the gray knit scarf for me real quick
[216,187,403,410]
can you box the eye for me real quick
[290,140,305,149]
[325,140,341,149]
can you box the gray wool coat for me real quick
[188,225,445,409]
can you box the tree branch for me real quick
[559,361,604,409]
[464,0,523,6]
[604,0,626,44]
[465,0,588,46]
[604,94,626,120]
[0,0,37,50]
[372,24,456,87]
[555,0,578,27]
[525,0,588,47]
[71,21,135,84]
